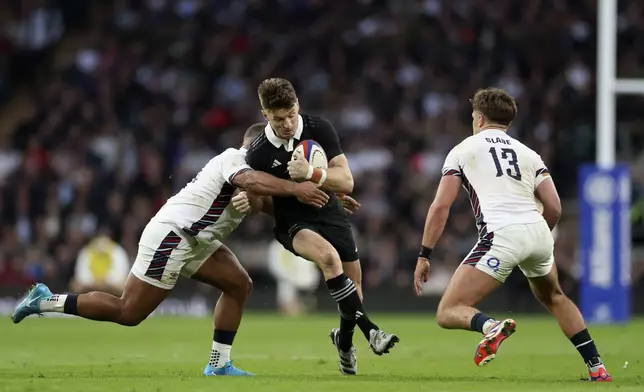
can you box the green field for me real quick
[0,313,641,391]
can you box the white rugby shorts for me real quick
[462,221,554,283]
[130,222,223,290]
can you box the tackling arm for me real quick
[232,170,299,197]
[225,147,328,208]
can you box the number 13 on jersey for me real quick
[489,147,521,181]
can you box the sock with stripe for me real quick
[326,274,378,347]
[570,329,601,366]
[470,312,496,334]
[39,294,78,315]
[209,330,236,368]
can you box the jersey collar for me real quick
[478,127,507,134]
[264,115,304,151]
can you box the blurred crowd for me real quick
[1,0,644,293]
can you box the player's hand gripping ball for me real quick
[288,140,328,182]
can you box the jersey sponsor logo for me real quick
[486,257,500,272]
[161,271,179,286]
[271,159,282,168]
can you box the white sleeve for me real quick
[441,146,462,177]
[107,245,130,286]
[218,149,253,185]
[74,248,93,285]
[534,155,552,189]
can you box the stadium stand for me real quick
[1,0,643,312]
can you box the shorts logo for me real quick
[161,272,179,285]
[288,224,301,237]
[486,257,500,272]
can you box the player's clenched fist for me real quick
[293,181,329,208]
[413,258,431,297]
[287,151,310,182]
[232,191,251,214]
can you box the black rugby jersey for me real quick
[245,114,345,228]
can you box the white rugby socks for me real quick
[209,342,231,368]
[482,319,498,335]
[38,294,68,312]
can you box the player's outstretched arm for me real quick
[421,175,462,248]
[414,175,462,296]
[535,175,561,230]
[232,170,329,208]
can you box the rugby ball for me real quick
[292,140,328,169]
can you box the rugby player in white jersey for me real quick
[11,125,331,377]
[413,88,612,382]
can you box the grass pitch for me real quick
[1,313,642,391]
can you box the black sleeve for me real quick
[312,118,343,161]
[245,145,267,171]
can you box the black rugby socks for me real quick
[570,329,602,366]
[326,274,378,349]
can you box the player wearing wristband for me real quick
[413,88,611,382]
[245,78,399,375]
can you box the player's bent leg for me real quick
[436,264,501,330]
[341,259,398,356]
[12,273,168,326]
[292,229,359,374]
[316,218,400,358]
[335,261,361,359]
[184,242,253,376]
[437,263,516,367]
[527,264,611,381]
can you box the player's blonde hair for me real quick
[471,88,517,126]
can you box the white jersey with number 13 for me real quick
[441,128,551,237]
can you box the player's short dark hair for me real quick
[471,88,517,126]
[257,78,298,111]
[243,123,265,146]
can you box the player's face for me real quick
[263,103,300,139]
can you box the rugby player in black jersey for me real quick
[244,78,399,375]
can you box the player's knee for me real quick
[229,271,253,303]
[238,273,253,299]
[435,298,457,329]
[114,299,150,326]
[435,307,451,329]
[316,248,341,271]
[245,275,253,295]
[117,308,148,327]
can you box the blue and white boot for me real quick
[11,283,53,324]
[203,361,254,376]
